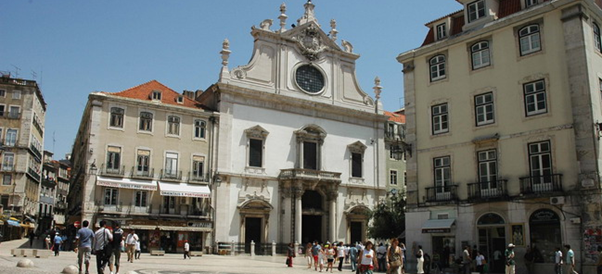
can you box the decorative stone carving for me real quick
[341,40,353,53]
[278,3,288,33]
[244,125,270,139]
[231,68,246,80]
[295,24,326,61]
[260,19,273,31]
[297,0,318,26]
[347,141,367,154]
[373,76,382,100]
[294,124,327,145]
[329,19,338,41]
[220,39,231,67]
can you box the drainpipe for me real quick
[209,114,219,253]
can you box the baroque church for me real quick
[198,1,388,247]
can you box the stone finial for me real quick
[260,19,273,31]
[329,19,338,41]
[220,38,231,67]
[341,40,353,53]
[298,0,318,26]
[279,3,288,32]
[373,76,382,100]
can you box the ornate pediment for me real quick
[244,125,269,139]
[347,141,367,154]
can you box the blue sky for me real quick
[0,0,461,159]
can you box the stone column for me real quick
[293,184,304,244]
[329,199,336,241]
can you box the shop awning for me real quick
[7,219,21,227]
[421,218,456,233]
[158,182,210,198]
[123,224,212,232]
[97,176,158,191]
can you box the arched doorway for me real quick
[345,205,370,245]
[477,213,506,273]
[238,199,272,253]
[529,209,561,263]
[302,190,324,243]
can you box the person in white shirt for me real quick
[125,230,139,263]
[183,240,190,259]
[135,240,141,260]
[555,247,563,274]
[475,251,485,274]
[93,221,113,274]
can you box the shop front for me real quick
[122,219,212,253]
[422,218,456,268]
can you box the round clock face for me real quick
[295,65,325,94]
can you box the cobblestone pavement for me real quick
[0,239,366,274]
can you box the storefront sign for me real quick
[160,190,209,198]
[530,209,560,224]
[422,228,451,233]
[97,179,157,191]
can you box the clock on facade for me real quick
[295,65,325,94]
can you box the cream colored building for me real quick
[397,0,602,273]
[68,81,217,253]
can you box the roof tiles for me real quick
[384,111,406,124]
[108,80,205,110]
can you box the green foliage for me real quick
[367,194,406,240]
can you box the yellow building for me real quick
[397,1,602,273]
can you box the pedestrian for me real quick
[377,243,387,273]
[475,251,485,274]
[505,243,516,274]
[318,244,325,272]
[312,241,321,271]
[416,245,424,274]
[554,247,563,274]
[596,246,602,274]
[326,244,335,272]
[386,238,402,274]
[564,244,579,274]
[135,240,141,260]
[305,242,314,269]
[45,235,52,250]
[54,232,63,256]
[462,245,472,274]
[350,243,359,272]
[524,246,535,274]
[287,242,295,267]
[28,230,35,248]
[93,220,113,274]
[125,230,138,263]
[184,240,190,259]
[400,243,406,274]
[358,241,378,274]
[75,220,95,274]
[337,242,346,271]
[108,222,123,274]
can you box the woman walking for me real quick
[287,242,295,267]
[326,244,335,272]
[337,242,346,271]
[386,238,403,274]
[416,245,425,274]
[306,243,314,269]
[358,241,378,274]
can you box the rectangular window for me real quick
[8,106,19,118]
[139,112,153,132]
[163,196,176,213]
[152,91,162,100]
[110,107,124,128]
[135,191,147,207]
[519,24,541,56]
[478,150,497,183]
[249,139,263,167]
[136,150,150,176]
[194,119,206,139]
[167,116,180,135]
[432,104,449,135]
[389,144,401,160]
[303,141,318,170]
[12,90,21,99]
[0,105,4,117]
[165,152,178,176]
[434,156,451,192]
[5,129,17,146]
[192,155,205,179]
[0,128,3,142]
[106,146,121,172]
[0,90,5,97]
[529,141,553,186]
[475,93,494,126]
[468,0,486,22]
[104,188,118,205]
[390,170,398,185]
[2,174,11,185]
[525,0,539,7]
[351,152,362,178]
[436,23,447,40]
[524,80,547,116]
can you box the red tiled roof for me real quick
[384,111,405,124]
[108,80,204,110]
[422,27,435,46]
[451,15,465,36]
[498,0,521,18]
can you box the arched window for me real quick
[429,55,446,82]
[477,213,505,225]
[529,209,561,263]
[594,22,601,52]
[519,24,541,56]
[471,41,491,69]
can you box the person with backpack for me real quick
[108,222,123,274]
[93,220,113,274]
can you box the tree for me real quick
[367,194,406,240]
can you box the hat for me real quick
[55,232,59,235]
[508,243,515,248]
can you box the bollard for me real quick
[294,241,299,258]
[272,241,276,256]
[231,240,236,256]
[250,240,255,258]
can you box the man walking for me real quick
[93,220,113,274]
[108,222,123,274]
[463,245,472,274]
[75,220,95,274]
[505,243,516,274]
[183,240,190,259]
[125,230,138,263]
[555,247,563,274]
[564,244,579,274]
[349,243,359,272]
[54,232,63,256]
[377,242,387,272]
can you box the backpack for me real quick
[112,231,123,248]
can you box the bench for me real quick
[189,251,203,257]
[150,250,165,256]
[33,249,52,258]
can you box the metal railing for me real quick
[27,167,41,182]
[468,179,508,200]
[130,167,154,179]
[161,169,182,181]
[100,164,125,177]
[188,171,209,183]
[520,174,563,194]
[425,185,458,202]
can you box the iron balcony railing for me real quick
[468,179,508,200]
[161,169,182,181]
[100,164,125,177]
[188,172,210,183]
[425,185,458,202]
[519,174,563,194]
[130,167,154,179]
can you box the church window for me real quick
[295,65,325,94]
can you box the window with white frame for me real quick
[436,23,447,40]
[471,41,491,69]
[192,155,205,179]
[152,90,162,100]
[390,170,398,185]
[194,119,206,139]
[164,152,178,176]
[467,0,486,23]
[525,0,539,7]
[110,107,124,128]
[523,80,547,116]
[8,106,19,118]
[104,188,118,205]
[475,93,494,126]
[167,115,180,135]
[429,55,446,82]
[135,191,147,207]
[594,22,601,52]
[139,111,153,132]
[12,90,21,99]
[528,141,553,185]
[478,150,497,183]
[5,129,17,146]
[136,149,150,176]
[2,153,14,171]
[106,146,121,173]
[432,103,449,135]
[434,156,451,192]
[519,24,541,56]
[163,196,176,213]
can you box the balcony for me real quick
[27,167,41,182]
[0,111,21,119]
[520,174,563,195]
[130,167,155,179]
[279,169,342,183]
[161,169,182,181]
[425,185,458,203]
[29,144,42,160]
[188,172,209,184]
[468,180,508,201]
[100,164,125,177]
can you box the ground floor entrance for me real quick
[350,222,362,245]
[302,215,322,243]
[245,217,262,253]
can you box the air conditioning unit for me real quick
[550,196,565,205]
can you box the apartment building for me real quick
[384,110,407,198]
[397,0,602,273]
[68,80,217,253]
[0,74,46,238]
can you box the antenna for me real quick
[53,131,56,153]
[31,70,37,80]
[11,65,20,78]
